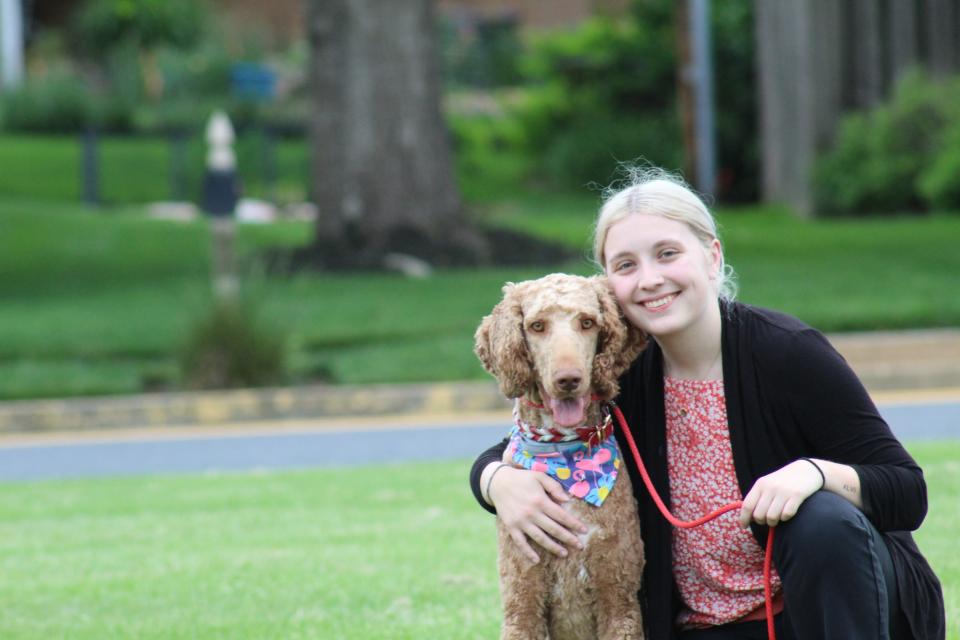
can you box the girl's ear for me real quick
[590,276,647,399]
[707,238,723,281]
[473,283,535,398]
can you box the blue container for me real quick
[230,63,277,102]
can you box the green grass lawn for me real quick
[0,440,955,639]
[2,129,959,400]
[2,192,960,400]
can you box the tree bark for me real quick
[307,0,485,268]
[887,0,919,85]
[926,0,959,75]
[847,0,884,108]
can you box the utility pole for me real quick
[0,0,25,91]
[677,0,716,197]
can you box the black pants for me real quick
[679,492,909,640]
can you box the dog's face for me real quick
[515,278,602,423]
[475,274,646,426]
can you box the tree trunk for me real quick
[925,0,959,76]
[887,0,919,85]
[847,0,884,108]
[307,0,486,268]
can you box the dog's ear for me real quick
[474,313,496,375]
[474,282,535,398]
[590,275,647,399]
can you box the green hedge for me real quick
[513,11,682,187]
[814,71,960,215]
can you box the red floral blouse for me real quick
[664,377,783,628]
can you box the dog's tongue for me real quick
[548,395,588,428]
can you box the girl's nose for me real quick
[636,265,665,290]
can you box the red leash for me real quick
[611,404,778,640]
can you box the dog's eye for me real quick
[529,320,545,332]
[581,318,595,330]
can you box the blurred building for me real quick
[214,0,628,39]
[214,0,629,43]
[24,0,625,49]
[440,0,628,31]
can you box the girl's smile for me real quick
[639,292,679,311]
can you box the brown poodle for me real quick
[475,273,648,639]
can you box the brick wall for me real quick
[213,0,306,48]
[34,0,626,48]
[210,0,626,47]
[440,0,627,30]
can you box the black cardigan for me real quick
[470,301,944,639]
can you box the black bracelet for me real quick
[484,463,510,505]
[800,457,826,490]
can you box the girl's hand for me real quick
[739,459,824,528]
[487,466,589,564]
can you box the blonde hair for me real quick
[592,167,737,301]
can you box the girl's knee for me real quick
[775,491,872,566]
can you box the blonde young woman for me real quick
[469,170,944,640]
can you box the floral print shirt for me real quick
[664,377,782,628]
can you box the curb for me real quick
[0,382,509,435]
[1,329,958,435]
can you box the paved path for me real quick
[0,419,507,482]
[1,395,957,482]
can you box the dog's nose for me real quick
[554,370,583,393]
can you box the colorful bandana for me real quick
[506,425,622,507]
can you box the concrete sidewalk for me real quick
[827,328,960,391]
[1,328,959,435]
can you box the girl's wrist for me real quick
[481,461,509,506]
[799,457,826,491]
[808,458,863,508]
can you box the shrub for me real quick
[179,295,288,390]
[513,12,680,186]
[72,0,207,56]
[0,73,93,133]
[440,14,523,88]
[813,70,960,216]
[0,71,136,134]
[918,119,960,211]
[449,110,531,199]
[541,112,682,188]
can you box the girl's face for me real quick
[603,213,721,339]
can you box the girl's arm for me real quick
[739,457,862,528]
[743,328,926,531]
[469,440,588,564]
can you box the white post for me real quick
[204,110,239,300]
[206,110,237,174]
[0,0,25,91]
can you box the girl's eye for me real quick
[529,320,545,332]
[659,248,679,259]
[580,318,595,330]
[613,260,634,272]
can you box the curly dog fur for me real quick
[475,274,647,640]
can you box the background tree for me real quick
[73,0,207,102]
[502,0,757,203]
[307,0,486,269]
